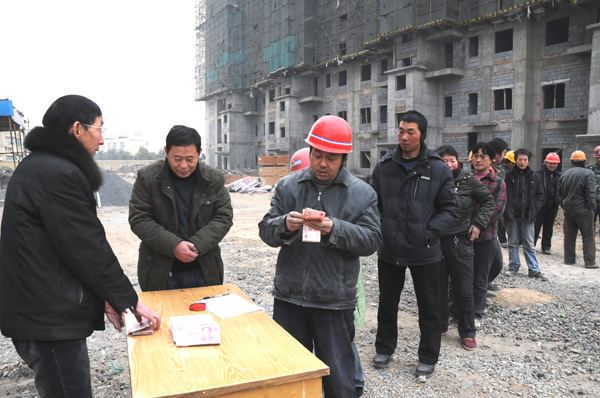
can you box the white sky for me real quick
[0,0,204,151]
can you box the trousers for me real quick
[375,259,441,365]
[273,299,355,398]
[13,338,92,398]
[564,208,596,266]
[439,235,475,338]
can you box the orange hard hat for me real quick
[544,152,560,163]
[570,150,586,161]
[290,147,310,173]
[305,115,353,153]
[594,145,600,158]
[505,151,515,163]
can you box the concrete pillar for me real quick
[587,22,600,136]
[512,19,544,168]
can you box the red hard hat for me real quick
[594,145,600,158]
[290,147,310,173]
[544,152,560,163]
[305,115,353,153]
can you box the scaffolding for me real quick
[195,0,555,100]
[0,100,27,168]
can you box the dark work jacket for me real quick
[443,168,495,237]
[0,126,138,341]
[536,166,561,209]
[258,167,381,310]
[129,160,233,291]
[371,144,460,267]
[504,166,545,223]
[559,166,596,212]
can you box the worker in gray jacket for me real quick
[259,116,380,398]
[559,150,597,269]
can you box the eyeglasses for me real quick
[83,124,106,134]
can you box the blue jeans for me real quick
[12,338,92,398]
[167,268,208,290]
[506,218,540,273]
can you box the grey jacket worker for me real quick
[259,166,381,309]
[559,166,596,267]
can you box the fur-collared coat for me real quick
[0,126,138,341]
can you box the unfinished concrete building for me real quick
[195,0,600,173]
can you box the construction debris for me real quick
[225,176,273,194]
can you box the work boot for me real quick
[373,354,391,369]
[415,362,435,377]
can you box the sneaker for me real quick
[486,290,497,298]
[504,269,518,277]
[528,272,548,281]
[415,362,435,377]
[474,319,481,329]
[462,337,477,351]
[542,249,551,255]
[488,282,501,291]
[585,264,600,269]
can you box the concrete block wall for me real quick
[541,62,590,120]
[201,3,600,173]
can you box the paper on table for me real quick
[124,311,154,336]
[199,293,264,318]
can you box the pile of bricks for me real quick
[258,155,290,186]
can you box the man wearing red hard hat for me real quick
[259,116,381,398]
[534,152,561,255]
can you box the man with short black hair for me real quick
[470,142,506,328]
[0,95,161,398]
[504,149,547,281]
[129,125,233,291]
[371,110,459,378]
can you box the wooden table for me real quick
[127,284,329,398]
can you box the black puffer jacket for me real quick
[0,127,138,341]
[536,166,561,208]
[504,166,545,223]
[371,144,460,267]
[443,168,495,237]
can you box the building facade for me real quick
[196,0,600,173]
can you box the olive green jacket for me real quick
[129,160,233,291]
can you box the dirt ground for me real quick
[1,192,600,397]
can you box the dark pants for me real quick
[473,239,496,320]
[273,299,355,398]
[488,239,503,283]
[12,338,92,398]
[534,204,558,251]
[564,208,596,266]
[375,260,441,365]
[439,235,475,338]
[167,268,208,290]
[497,217,507,244]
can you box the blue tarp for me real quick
[0,100,14,117]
